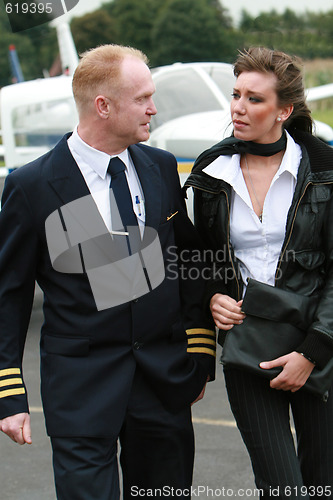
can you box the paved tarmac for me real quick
[0,291,260,500]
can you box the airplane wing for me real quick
[306,83,333,102]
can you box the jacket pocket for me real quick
[294,250,325,270]
[287,250,325,295]
[43,334,90,356]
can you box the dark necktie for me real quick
[108,157,153,293]
[108,157,139,255]
[108,157,138,230]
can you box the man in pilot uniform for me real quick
[0,44,215,499]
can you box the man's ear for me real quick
[95,95,110,119]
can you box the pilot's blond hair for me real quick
[72,44,148,115]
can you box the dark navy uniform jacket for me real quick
[0,134,216,438]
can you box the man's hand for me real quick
[192,376,210,405]
[260,351,315,392]
[0,413,32,445]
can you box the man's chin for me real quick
[139,132,150,143]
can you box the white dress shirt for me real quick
[67,127,145,232]
[203,132,302,293]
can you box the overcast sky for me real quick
[66,0,333,25]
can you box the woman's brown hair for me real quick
[233,46,313,134]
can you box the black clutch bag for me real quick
[221,279,333,401]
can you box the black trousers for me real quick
[224,368,333,500]
[51,369,194,500]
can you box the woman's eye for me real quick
[249,97,261,103]
[231,93,240,99]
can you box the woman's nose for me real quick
[233,98,246,114]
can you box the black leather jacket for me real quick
[184,131,333,368]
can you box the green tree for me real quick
[0,4,57,84]
[71,10,118,54]
[281,8,303,30]
[151,0,236,66]
[238,8,333,60]
[240,9,281,33]
[103,0,162,56]
[21,26,58,77]
[0,33,33,86]
[238,10,254,32]
[209,0,233,27]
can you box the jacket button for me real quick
[132,298,139,303]
[133,342,143,350]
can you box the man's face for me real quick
[107,56,157,150]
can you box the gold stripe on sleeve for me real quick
[0,368,21,377]
[0,387,26,399]
[186,328,215,337]
[187,347,216,357]
[187,337,216,347]
[0,378,23,388]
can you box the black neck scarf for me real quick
[192,133,287,173]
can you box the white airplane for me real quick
[1,23,333,178]
[0,133,3,165]
[147,62,333,179]
[307,83,333,102]
[0,21,78,173]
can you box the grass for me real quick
[312,109,333,128]
[304,59,333,87]
[303,59,333,129]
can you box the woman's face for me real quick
[231,71,286,144]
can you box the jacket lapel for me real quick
[129,144,161,231]
[48,137,163,231]
[46,135,116,272]
[48,134,91,206]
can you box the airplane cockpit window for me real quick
[151,68,221,130]
[203,67,235,103]
[12,98,77,148]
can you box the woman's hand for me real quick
[260,352,315,392]
[210,293,245,330]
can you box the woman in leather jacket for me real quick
[185,47,333,499]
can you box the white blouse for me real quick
[203,132,302,294]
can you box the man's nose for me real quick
[148,97,157,116]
